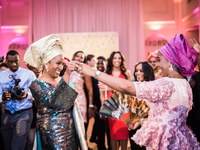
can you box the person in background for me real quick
[86,54,96,69]
[76,34,200,150]
[190,38,200,71]
[0,50,36,150]
[26,63,40,78]
[129,61,155,150]
[105,51,131,150]
[70,51,93,132]
[187,38,200,142]
[97,56,112,150]
[147,50,161,79]
[0,62,8,150]
[25,34,81,149]
[25,64,39,150]
[86,55,107,150]
[0,63,8,73]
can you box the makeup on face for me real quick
[112,53,122,68]
[135,64,144,82]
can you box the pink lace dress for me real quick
[132,77,200,150]
[70,71,87,123]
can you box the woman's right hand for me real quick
[65,61,79,75]
[75,62,94,76]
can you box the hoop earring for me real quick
[169,65,173,72]
[45,65,49,72]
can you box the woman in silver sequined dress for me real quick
[24,34,83,150]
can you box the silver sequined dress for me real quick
[29,78,78,150]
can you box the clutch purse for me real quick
[73,101,87,150]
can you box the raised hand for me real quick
[190,38,200,54]
[75,61,93,76]
[65,61,79,74]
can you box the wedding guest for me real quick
[0,50,36,150]
[128,61,154,150]
[105,51,131,150]
[147,50,161,79]
[24,34,83,149]
[75,34,200,150]
[70,51,93,131]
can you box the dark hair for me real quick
[97,56,106,61]
[59,63,67,77]
[0,62,8,69]
[6,50,19,59]
[72,51,86,63]
[134,62,155,81]
[106,51,127,79]
[86,54,95,61]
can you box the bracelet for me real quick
[89,104,94,108]
[140,118,144,125]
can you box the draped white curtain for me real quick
[29,0,144,71]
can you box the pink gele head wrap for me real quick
[147,50,158,62]
[159,34,197,77]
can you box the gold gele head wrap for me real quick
[24,34,63,71]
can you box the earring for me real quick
[169,65,173,72]
[45,65,49,72]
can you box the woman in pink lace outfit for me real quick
[70,51,93,125]
[76,34,200,150]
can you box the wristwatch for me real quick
[94,70,101,79]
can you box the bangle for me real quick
[89,104,94,108]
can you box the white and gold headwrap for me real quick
[24,34,63,71]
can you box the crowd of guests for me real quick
[0,34,199,150]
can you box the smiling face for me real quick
[97,58,105,72]
[74,52,85,63]
[46,54,64,78]
[135,63,144,82]
[157,51,171,77]
[148,57,158,70]
[112,53,122,68]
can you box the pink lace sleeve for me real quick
[133,78,175,102]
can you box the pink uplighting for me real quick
[191,7,199,15]
[0,1,200,149]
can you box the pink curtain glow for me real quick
[29,0,144,71]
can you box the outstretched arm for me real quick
[77,62,136,96]
[190,38,200,71]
